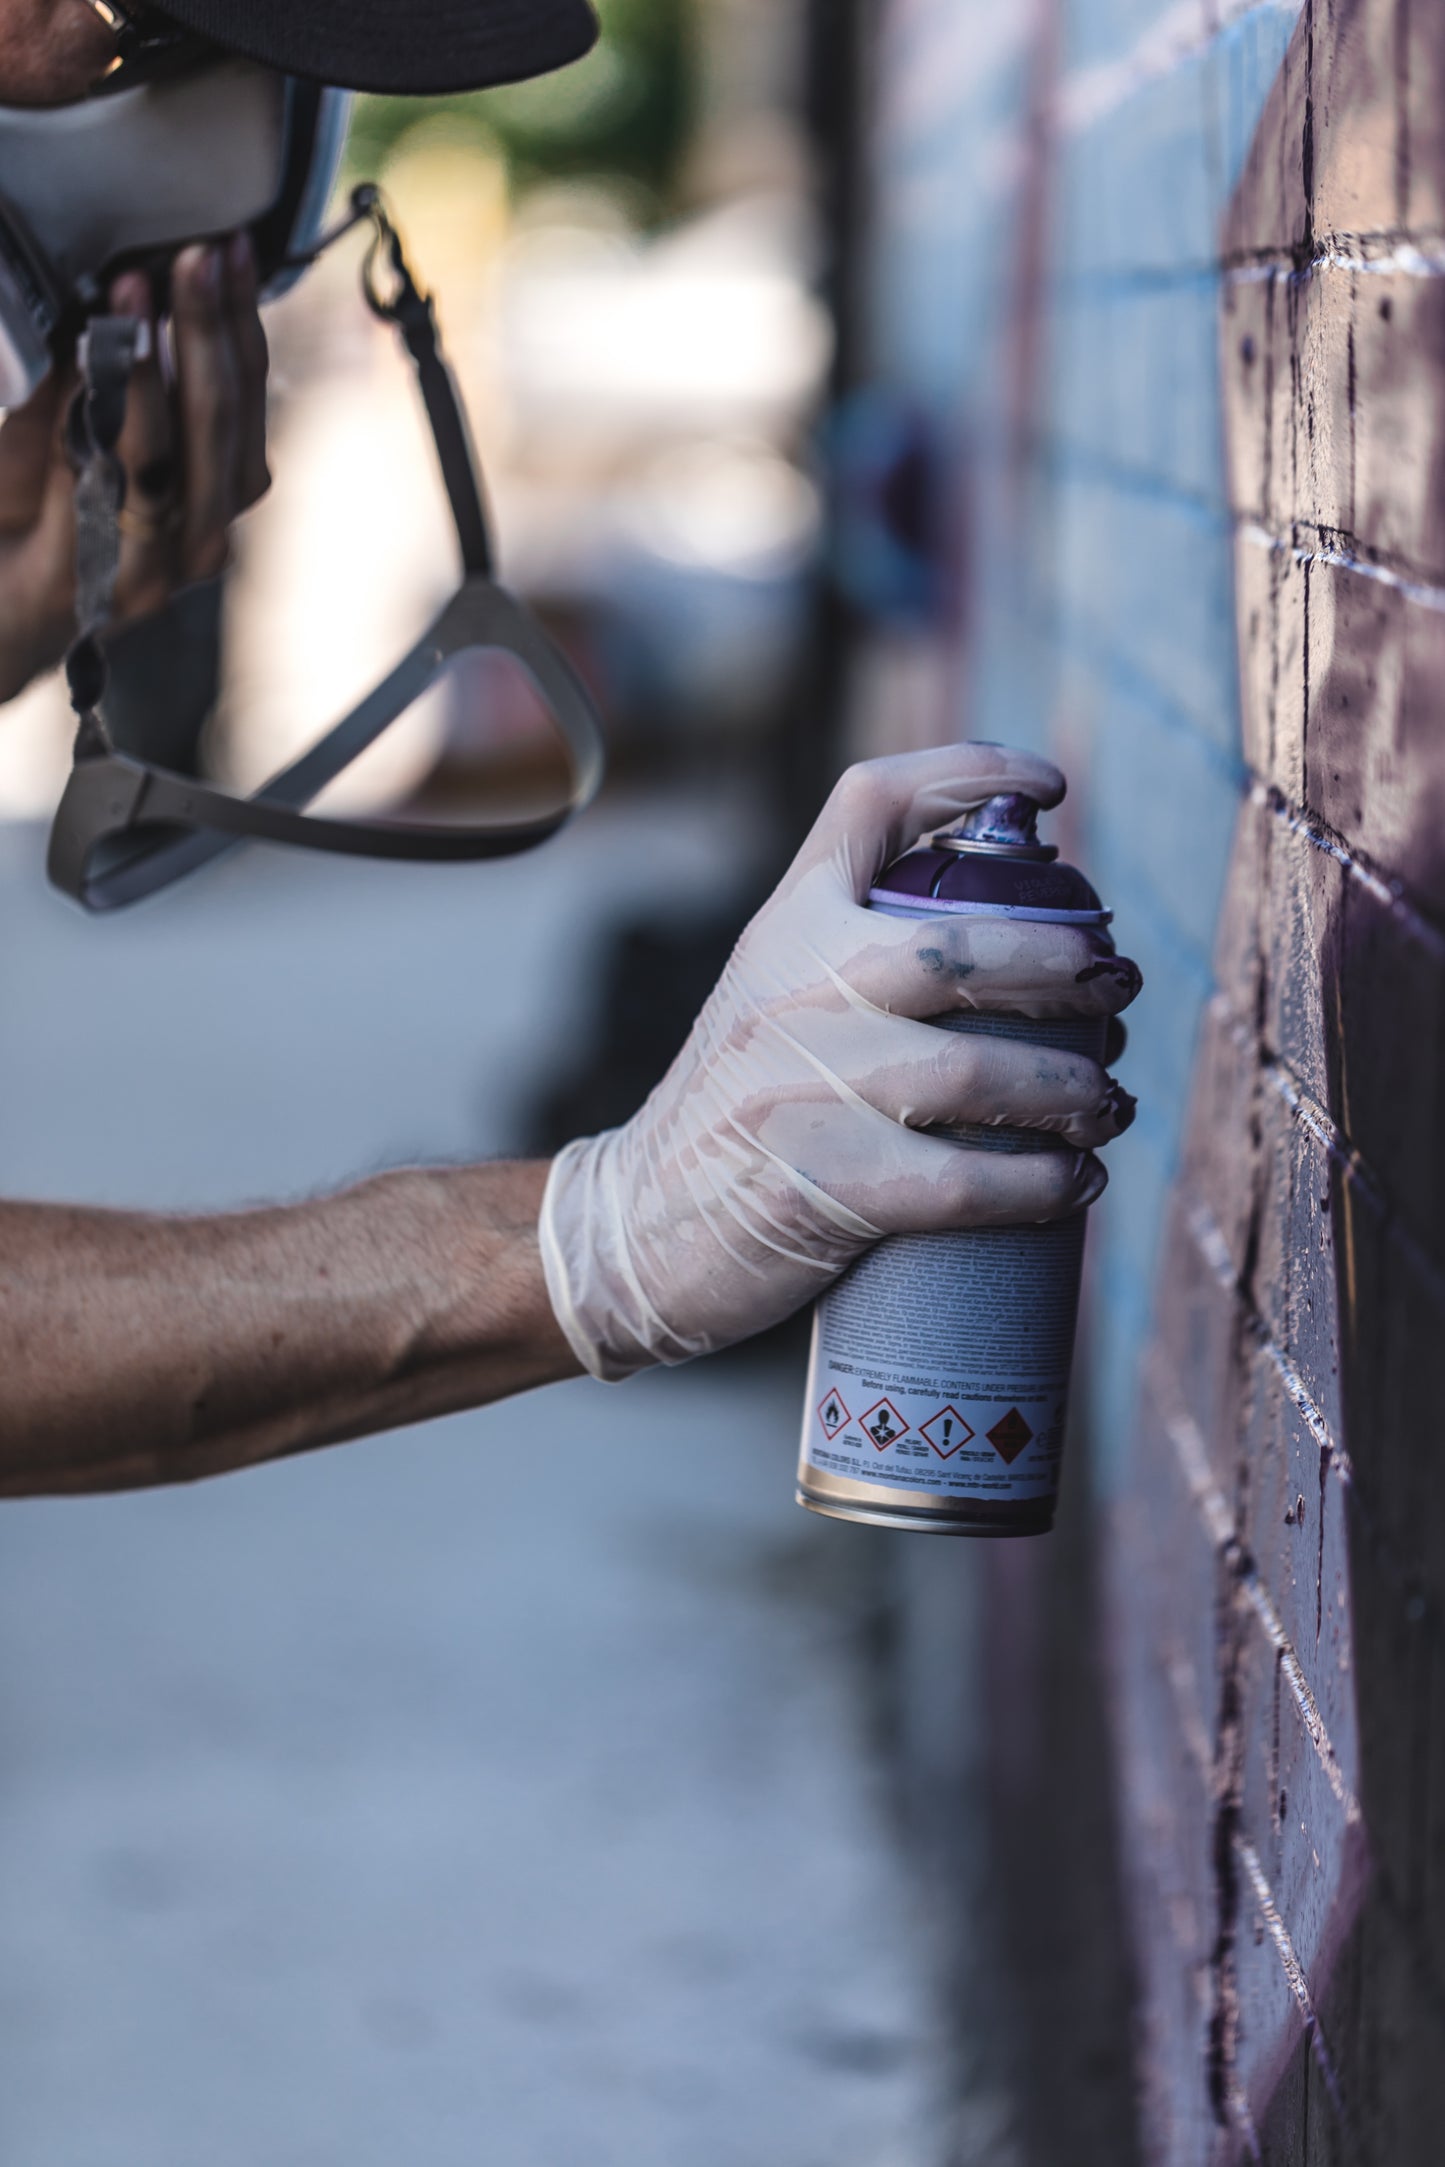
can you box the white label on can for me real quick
[796,892,1107,1512]
[801,1214,1086,1503]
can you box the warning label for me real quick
[986,1408,1034,1463]
[797,1216,1085,1505]
[817,1391,850,1440]
[794,973,1101,1510]
[920,1406,974,1459]
[859,1398,908,1451]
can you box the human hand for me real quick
[540,742,1144,1380]
[0,233,269,705]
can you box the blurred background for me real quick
[0,0,833,837]
[0,4,1016,2165]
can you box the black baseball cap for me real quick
[150,0,599,96]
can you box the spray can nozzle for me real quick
[935,791,1058,862]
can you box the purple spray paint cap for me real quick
[868,791,1110,924]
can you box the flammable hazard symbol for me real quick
[986,1407,1034,1464]
[817,1391,851,1440]
[920,1405,975,1459]
[860,1397,909,1452]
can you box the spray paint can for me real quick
[796,791,1112,1537]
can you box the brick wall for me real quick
[858,2,1445,2159]
[1123,3,1445,2156]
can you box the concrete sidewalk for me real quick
[0,802,950,2167]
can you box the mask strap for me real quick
[48,188,606,912]
[278,184,492,575]
[356,188,492,580]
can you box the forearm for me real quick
[0,1162,581,1496]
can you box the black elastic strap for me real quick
[360,199,492,580]
[47,188,605,912]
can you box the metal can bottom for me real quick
[796,1484,1055,1538]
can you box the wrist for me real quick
[400,1160,584,1398]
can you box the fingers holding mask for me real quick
[109,268,182,615]
[171,242,239,580]
[104,235,269,621]
[224,229,271,510]
[171,233,269,581]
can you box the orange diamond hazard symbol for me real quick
[860,1398,908,1451]
[986,1408,1033,1464]
[920,1405,974,1459]
[817,1391,850,1440]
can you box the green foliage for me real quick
[344,0,696,217]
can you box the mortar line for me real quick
[1228,234,1445,278]
[1180,1192,1355,1483]
[1234,1834,1348,2119]
[1240,516,1445,623]
[1152,1352,1362,1826]
[1230,763,1445,961]
[1224,2080,1264,2162]
[1207,980,1445,1309]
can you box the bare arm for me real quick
[0,1162,581,1497]
[1,749,1142,1501]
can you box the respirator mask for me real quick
[0,32,604,909]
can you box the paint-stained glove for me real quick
[540,742,1142,1380]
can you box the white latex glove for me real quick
[540,743,1142,1380]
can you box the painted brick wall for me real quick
[859,1,1445,2159]
[863,0,1301,1477]
[1122,3,1445,2156]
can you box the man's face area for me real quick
[0,0,117,106]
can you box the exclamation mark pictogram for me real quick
[921,1405,972,1458]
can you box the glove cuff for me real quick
[539,1136,658,1384]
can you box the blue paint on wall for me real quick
[867,0,1300,1489]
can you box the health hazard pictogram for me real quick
[920,1405,974,1459]
[860,1397,908,1451]
[986,1407,1034,1464]
[817,1391,850,1440]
